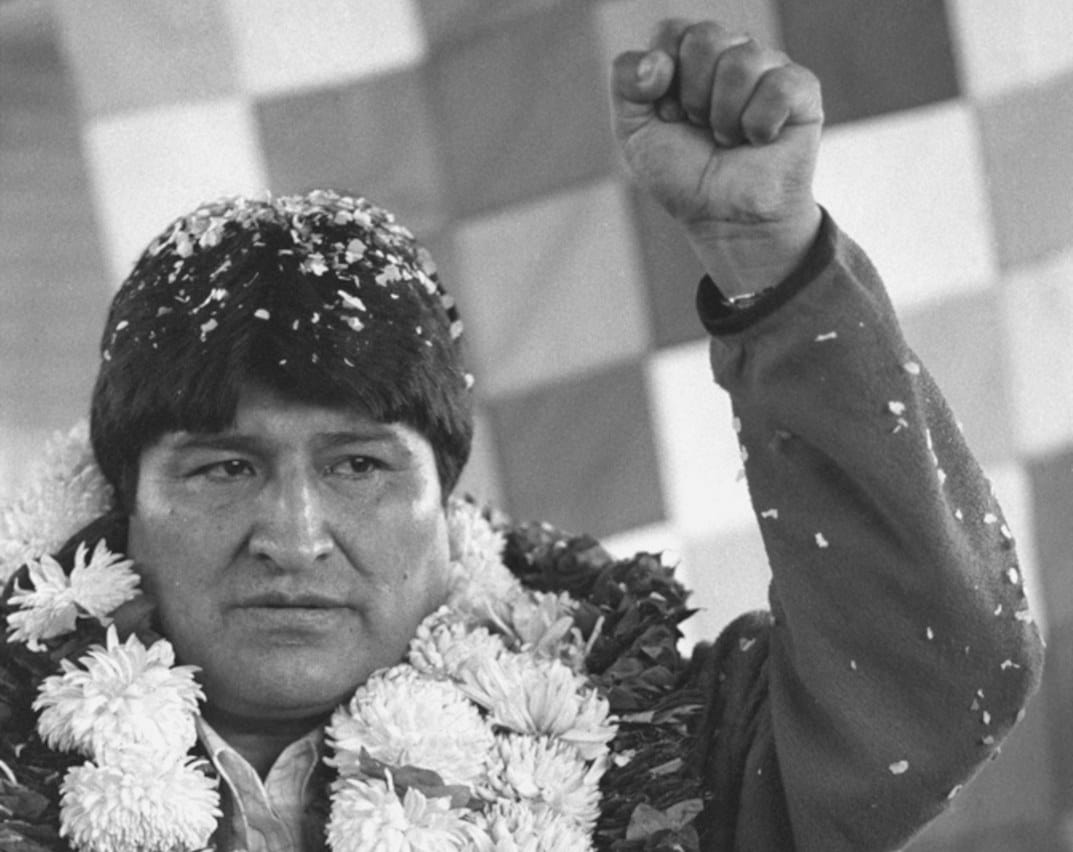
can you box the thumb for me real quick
[610,49,675,129]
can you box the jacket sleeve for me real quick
[692,211,1045,852]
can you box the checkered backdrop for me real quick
[2,1,1072,848]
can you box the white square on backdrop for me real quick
[225,0,426,98]
[84,98,268,283]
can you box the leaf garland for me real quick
[500,520,709,851]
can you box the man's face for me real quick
[127,384,450,721]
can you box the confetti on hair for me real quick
[339,291,367,313]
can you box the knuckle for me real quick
[684,19,726,40]
[762,62,822,107]
[680,21,738,57]
[678,29,714,63]
[715,41,762,88]
[762,66,798,99]
[787,62,822,94]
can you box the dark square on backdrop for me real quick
[417,0,562,46]
[256,69,449,236]
[489,360,666,539]
[425,4,616,218]
[775,0,961,126]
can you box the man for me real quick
[0,19,1043,852]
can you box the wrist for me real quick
[684,203,823,298]
[694,207,836,336]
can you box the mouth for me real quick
[238,592,349,609]
[232,593,353,637]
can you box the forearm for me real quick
[703,212,1044,850]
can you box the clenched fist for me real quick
[612,20,824,296]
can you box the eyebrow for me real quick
[164,427,409,454]
[316,429,408,451]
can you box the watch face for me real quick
[727,292,762,309]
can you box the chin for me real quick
[203,665,370,721]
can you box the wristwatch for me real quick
[724,289,772,310]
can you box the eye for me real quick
[196,458,256,481]
[327,456,380,477]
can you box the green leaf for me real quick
[0,782,51,820]
[625,799,705,840]
[355,748,476,810]
[0,823,66,852]
[649,758,684,776]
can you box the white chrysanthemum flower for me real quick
[447,499,505,568]
[484,734,604,830]
[444,500,522,626]
[327,776,473,852]
[59,750,220,852]
[6,555,80,649]
[479,799,593,852]
[409,607,507,679]
[7,541,140,651]
[65,541,140,620]
[0,422,112,583]
[328,666,494,787]
[459,654,616,761]
[505,591,586,666]
[35,626,202,759]
[448,575,530,642]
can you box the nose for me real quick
[249,470,334,570]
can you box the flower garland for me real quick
[1,425,709,851]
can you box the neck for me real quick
[201,704,330,778]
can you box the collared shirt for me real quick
[197,717,325,852]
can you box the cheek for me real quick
[128,516,233,669]
[131,494,239,553]
[380,503,449,601]
[127,509,235,603]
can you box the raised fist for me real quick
[611,20,824,294]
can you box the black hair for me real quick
[90,192,473,511]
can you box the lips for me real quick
[231,592,353,635]
[237,592,349,609]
